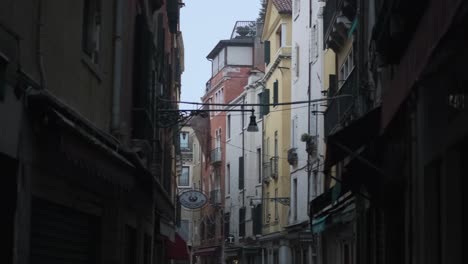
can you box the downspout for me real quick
[37,0,46,89]
[112,0,124,131]
[307,0,313,214]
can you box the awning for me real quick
[311,201,355,234]
[224,247,240,258]
[166,233,189,260]
[193,246,219,256]
[325,106,381,169]
[311,215,329,234]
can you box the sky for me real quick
[180,0,261,109]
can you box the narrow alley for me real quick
[1,0,467,264]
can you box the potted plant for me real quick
[301,133,316,156]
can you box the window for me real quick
[179,166,190,186]
[277,24,287,49]
[239,207,246,237]
[82,0,101,64]
[224,213,230,237]
[238,156,244,190]
[264,40,271,65]
[339,47,355,85]
[226,164,231,194]
[180,132,189,149]
[273,80,279,106]
[260,89,270,116]
[227,115,231,139]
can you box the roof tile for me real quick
[272,0,292,13]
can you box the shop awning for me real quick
[193,246,219,256]
[166,233,189,260]
[325,106,381,169]
[311,215,329,234]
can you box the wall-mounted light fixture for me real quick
[159,108,259,132]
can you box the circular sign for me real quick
[179,190,208,209]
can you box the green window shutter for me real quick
[264,40,270,65]
[261,89,270,116]
[273,80,278,106]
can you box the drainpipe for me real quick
[37,0,46,89]
[111,0,124,132]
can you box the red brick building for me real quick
[194,22,259,263]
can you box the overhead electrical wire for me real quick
[160,95,351,108]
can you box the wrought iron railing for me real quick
[270,156,279,178]
[324,68,357,136]
[263,161,272,183]
[230,21,256,39]
[210,147,222,164]
[210,189,221,205]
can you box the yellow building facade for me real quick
[261,0,292,242]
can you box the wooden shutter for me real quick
[238,156,244,189]
[264,40,270,65]
[239,207,246,237]
[273,80,278,106]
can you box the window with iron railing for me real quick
[270,156,279,179]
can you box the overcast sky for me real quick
[180,0,261,109]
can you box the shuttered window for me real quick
[238,156,244,190]
[260,89,270,116]
[239,207,246,237]
[264,40,271,65]
[273,80,279,106]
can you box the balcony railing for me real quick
[210,147,222,164]
[210,189,221,205]
[270,156,278,179]
[263,156,279,181]
[263,161,272,183]
[323,0,356,49]
[323,0,342,40]
[324,68,357,136]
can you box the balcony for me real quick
[209,189,222,206]
[263,156,279,182]
[324,68,357,136]
[323,0,356,52]
[270,156,278,179]
[210,147,222,165]
[263,161,272,183]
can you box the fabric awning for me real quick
[193,246,219,256]
[311,215,329,234]
[325,106,381,169]
[166,233,189,260]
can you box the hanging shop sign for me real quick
[179,190,208,209]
